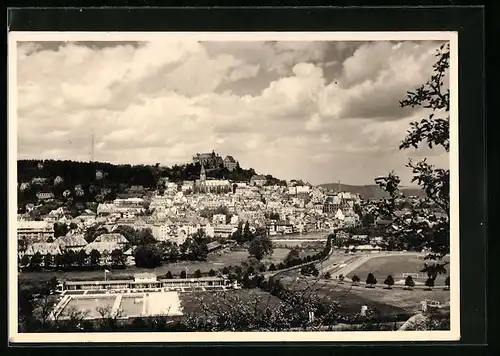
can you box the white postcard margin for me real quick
[8,31,460,343]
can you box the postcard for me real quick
[8,31,459,343]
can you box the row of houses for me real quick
[20,232,135,266]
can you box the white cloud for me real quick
[16,39,449,185]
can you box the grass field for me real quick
[278,277,407,316]
[278,276,449,316]
[346,254,450,284]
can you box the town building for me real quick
[18,220,55,243]
[192,151,223,168]
[194,165,231,194]
[250,175,267,187]
[36,192,55,200]
[54,233,88,252]
[213,225,237,238]
[23,242,62,257]
[58,274,239,292]
[223,155,237,171]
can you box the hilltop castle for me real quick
[192,150,237,171]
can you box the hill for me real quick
[317,183,425,200]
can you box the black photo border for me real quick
[4,5,487,355]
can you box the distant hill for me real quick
[317,183,425,200]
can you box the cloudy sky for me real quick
[16,39,449,186]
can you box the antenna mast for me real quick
[90,129,95,162]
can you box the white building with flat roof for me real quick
[17,220,54,243]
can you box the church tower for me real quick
[200,164,206,182]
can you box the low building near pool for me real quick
[58,274,240,293]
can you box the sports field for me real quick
[346,254,450,284]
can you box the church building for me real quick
[194,165,231,194]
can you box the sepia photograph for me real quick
[8,31,458,343]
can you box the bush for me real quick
[165,271,173,279]
[352,275,361,284]
[268,263,276,272]
[384,275,395,289]
[222,266,230,275]
[366,273,377,287]
[134,244,162,268]
[425,276,435,290]
[180,270,187,279]
[405,276,415,289]
[208,269,216,277]
[194,269,202,278]
[324,271,331,279]
[338,274,345,283]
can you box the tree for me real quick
[20,254,30,267]
[208,269,216,276]
[48,276,59,292]
[90,249,101,268]
[366,273,377,288]
[352,275,361,285]
[405,276,415,290]
[43,253,53,269]
[138,228,156,245]
[444,276,450,290]
[384,275,395,289]
[232,221,244,244]
[222,266,230,275]
[64,250,77,269]
[190,233,209,261]
[114,225,139,245]
[53,222,69,238]
[247,228,273,261]
[29,252,43,270]
[76,249,88,268]
[194,269,202,278]
[425,276,435,290]
[259,264,267,273]
[300,266,309,275]
[283,247,301,267]
[242,221,253,243]
[180,270,187,279]
[134,245,162,268]
[165,271,173,279]
[324,271,332,280]
[85,225,109,244]
[268,263,276,272]
[111,249,126,268]
[311,267,320,278]
[373,43,450,278]
[338,274,345,283]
